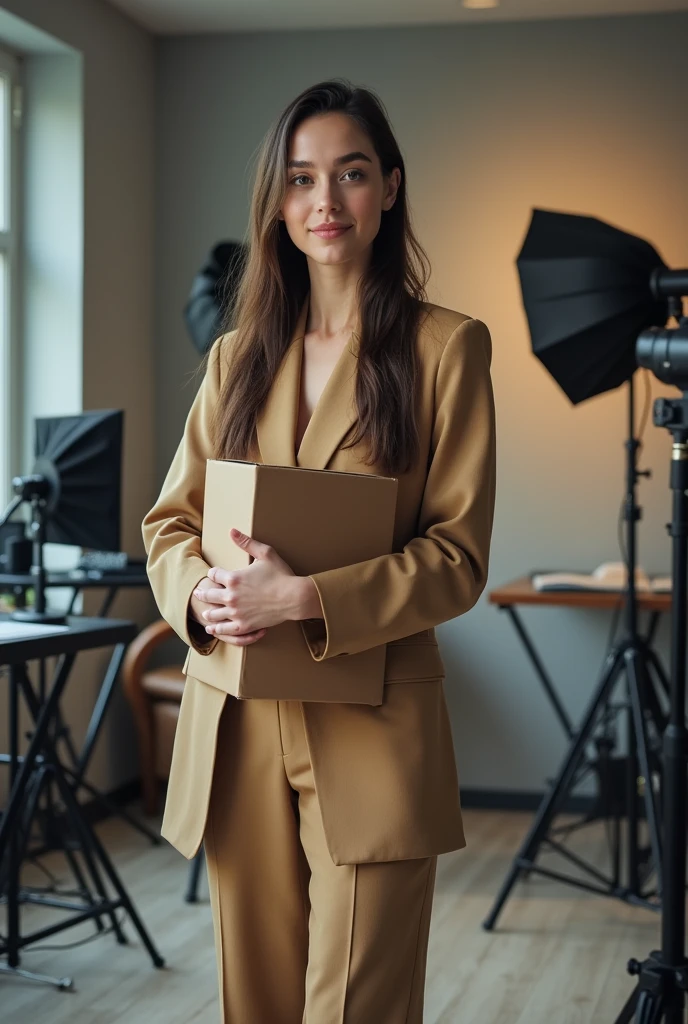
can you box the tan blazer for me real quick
[142,293,496,865]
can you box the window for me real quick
[0,48,20,508]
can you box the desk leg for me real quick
[0,657,75,852]
[6,665,20,968]
[76,643,126,777]
[69,645,159,846]
[502,606,574,739]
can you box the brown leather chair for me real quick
[122,619,185,816]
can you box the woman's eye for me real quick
[290,169,364,186]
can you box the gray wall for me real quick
[0,0,156,796]
[155,12,688,794]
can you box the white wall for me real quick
[22,53,83,468]
[0,0,155,796]
[155,12,688,795]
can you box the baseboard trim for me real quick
[460,788,595,814]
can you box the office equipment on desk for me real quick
[0,616,165,990]
[0,409,123,624]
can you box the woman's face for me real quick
[279,112,400,268]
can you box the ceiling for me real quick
[106,0,688,35]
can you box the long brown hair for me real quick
[212,79,431,475]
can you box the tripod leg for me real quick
[626,650,663,893]
[645,644,670,699]
[15,665,127,945]
[639,650,669,738]
[50,767,164,968]
[62,769,161,846]
[615,986,638,1024]
[50,772,129,946]
[44,766,109,934]
[185,847,204,904]
[483,645,626,931]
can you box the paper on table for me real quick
[0,622,70,642]
[532,561,672,593]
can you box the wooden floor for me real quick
[1,807,668,1023]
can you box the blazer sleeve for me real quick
[141,338,226,656]
[301,317,496,661]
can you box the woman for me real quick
[143,79,496,1024]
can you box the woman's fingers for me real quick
[207,566,234,587]
[206,619,254,636]
[202,605,234,622]
[194,586,229,606]
[214,627,266,646]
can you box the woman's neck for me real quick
[305,256,367,340]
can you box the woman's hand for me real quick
[188,575,266,647]
[191,528,318,645]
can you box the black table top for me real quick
[0,570,149,588]
[0,615,138,665]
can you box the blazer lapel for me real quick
[256,291,360,471]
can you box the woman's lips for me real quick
[311,226,352,239]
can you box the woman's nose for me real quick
[316,183,341,212]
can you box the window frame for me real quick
[0,46,21,509]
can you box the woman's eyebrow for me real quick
[287,151,373,169]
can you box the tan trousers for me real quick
[203,695,438,1024]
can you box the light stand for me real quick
[503,206,688,1024]
[611,314,688,1023]
[483,374,668,930]
[614,390,688,1024]
[0,475,66,624]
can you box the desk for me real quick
[0,569,149,619]
[484,576,671,931]
[0,616,164,989]
[489,576,670,738]
[0,571,156,843]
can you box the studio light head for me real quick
[516,208,687,403]
[636,322,688,392]
[635,269,688,392]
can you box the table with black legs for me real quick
[0,570,160,844]
[483,576,671,931]
[0,615,165,990]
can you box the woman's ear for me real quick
[383,167,401,211]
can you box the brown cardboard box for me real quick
[186,460,398,704]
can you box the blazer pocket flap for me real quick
[384,641,445,683]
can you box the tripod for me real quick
[613,394,688,1024]
[484,375,669,931]
[0,621,165,991]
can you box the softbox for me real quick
[517,209,670,404]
